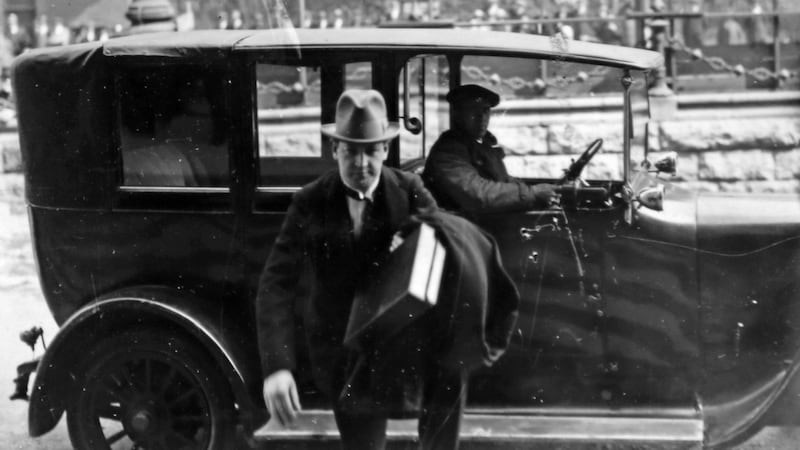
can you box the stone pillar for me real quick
[648,17,678,120]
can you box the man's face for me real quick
[452,101,492,141]
[334,141,388,191]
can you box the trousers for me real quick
[333,367,467,450]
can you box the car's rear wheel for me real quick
[66,328,235,450]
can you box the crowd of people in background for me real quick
[1,1,790,57]
[0,0,793,101]
[0,12,129,105]
[292,0,786,48]
[454,0,782,48]
[0,12,121,63]
[463,0,630,45]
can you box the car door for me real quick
[243,50,386,402]
[471,204,621,406]
[414,53,680,407]
[110,62,243,305]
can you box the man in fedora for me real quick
[257,89,463,449]
[423,84,559,214]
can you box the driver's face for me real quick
[452,101,492,141]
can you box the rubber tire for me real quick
[66,327,236,450]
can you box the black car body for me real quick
[12,28,800,449]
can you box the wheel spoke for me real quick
[167,385,201,408]
[158,366,178,397]
[116,363,137,390]
[101,379,132,404]
[104,370,137,400]
[96,404,123,421]
[104,373,123,392]
[139,438,167,450]
[172,414,208,425]
[144,358,153,394]
[70,331,232,450]
[166,429,196,449]
[105,428,128,445]
[99,383,123,403]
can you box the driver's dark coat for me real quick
[422,128,541,213]
[255,167,436,396]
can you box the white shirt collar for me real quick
[342,174,380,202]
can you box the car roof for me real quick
[102,28,663,71]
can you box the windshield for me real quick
[454,55,649,183]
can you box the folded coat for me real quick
[418,209,520,373]
[340,210,520,415]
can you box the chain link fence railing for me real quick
[666,36,796,83]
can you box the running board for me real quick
[253,409,704,448]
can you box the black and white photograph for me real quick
[1,0,799,449]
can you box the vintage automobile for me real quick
[12,28,800,449]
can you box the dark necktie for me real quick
[344,186,372,238]
[354,198,373,240]
[344,186,368,201]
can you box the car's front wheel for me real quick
[66,327,236,450]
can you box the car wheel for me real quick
[66,327,236,450]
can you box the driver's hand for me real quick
[263,369,301,427]
[532,183,561,208]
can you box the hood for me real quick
[697,193,800,255]
[631,180,699,250]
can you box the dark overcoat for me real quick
[256,167,437,396]
[422,128,541,213]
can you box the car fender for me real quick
[704,350,800,448]
[703,279,800,448]
[28,286,262,437]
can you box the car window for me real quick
[399,55,449,165]
[256,61,372,188]
[117,67,229,188]
[459,55,628,181]
[344,61,372,90]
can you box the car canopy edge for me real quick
[233,29,664,71]
[102,30,255,61]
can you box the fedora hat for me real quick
[321,89,400,144]
[445,84,500,107]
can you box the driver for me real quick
[422,84,559,215]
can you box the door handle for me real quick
[520,221,561,240]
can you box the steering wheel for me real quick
[560,138,603,183]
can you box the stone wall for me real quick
[651,114,800,193]
[4,92,799,194]
[496,92,800,194]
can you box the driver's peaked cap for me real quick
[446,84,500,107]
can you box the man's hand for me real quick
[532,183,561,208]
[263,369,301,427]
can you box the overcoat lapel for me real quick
[329,177,361,230]
[322,176,355,260]
[377,167,409,231]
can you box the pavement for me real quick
[0,171,798,449]
[0,173,69,448]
